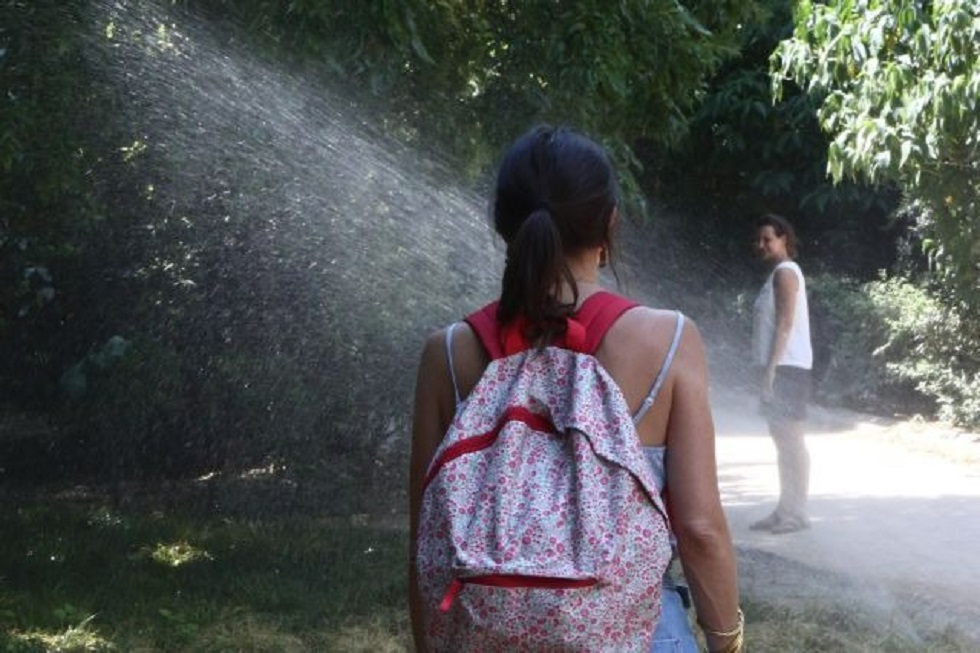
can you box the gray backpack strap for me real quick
[633,312,686,425]
[445,323,462,407]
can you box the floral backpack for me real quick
[415,291,679,652]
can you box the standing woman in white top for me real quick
[749,214,813,534]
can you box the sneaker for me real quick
[771,516,810,534]
[749,512,782,531]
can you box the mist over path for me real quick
[713,387,980,644]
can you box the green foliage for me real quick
[60,336,132,399]
[0,0,140,403]
[772,0,980,311]
[743,596,976,652]
[1,0,972,485]
[653,2,902,281]
[50,329,403,503]
[0,0,782,487]
[189,0,772,200]
[809,273,980,425]
[0,498,409,651]
[58,337,271,480]
[1,494,973,652]
[61,337,197,480]
[157,607,202,641]
[662,6,824,204]
[808,273,894,408]
[866,277,980,425]
[145,540,214,567]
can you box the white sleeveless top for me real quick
[752,260,812,370]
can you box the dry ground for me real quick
[713,387,980,646]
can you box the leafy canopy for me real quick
[201,0,771,194]
[772,0,980,308]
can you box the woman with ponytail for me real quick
[409,126,741,652]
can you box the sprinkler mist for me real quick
[80,0,505,513]
[31,0,980,647]
[77,0,715,515]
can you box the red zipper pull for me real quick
[439,578,464,612]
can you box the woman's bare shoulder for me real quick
[615,305,695,338]
[418,320,487,401]
[610,305,707,365]
[419,320,478,352]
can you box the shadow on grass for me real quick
[4,480,977,652]
[0,484,411,651]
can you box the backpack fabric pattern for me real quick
[416,293,674,652]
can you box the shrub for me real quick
[808,273,980,426]
[866,278,980,426]
[807,273,905,411]
[54,331,398,512]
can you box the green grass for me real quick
[740,600,973,653]
[1,489,975,652]
[0,493,410,651]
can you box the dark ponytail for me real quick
[497,208,576,345]
[492,125,618,345]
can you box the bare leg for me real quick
[769,417,810,528]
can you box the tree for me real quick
[652,2,900,280]
[192,0,772,202]
[772,0,980,311]
[0,0,125,401]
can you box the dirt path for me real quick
[712,388,980,645]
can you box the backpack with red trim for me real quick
[415,291,673,652]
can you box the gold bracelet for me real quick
[707,629,744,653]
[698,608,744,638]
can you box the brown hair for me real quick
[492,125,618,344]
[755,213,798,258]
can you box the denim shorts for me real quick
[650,581,698,652]
[760,365,811,421]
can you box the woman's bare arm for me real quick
[664,319,741,651]
[408,329,454,653]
